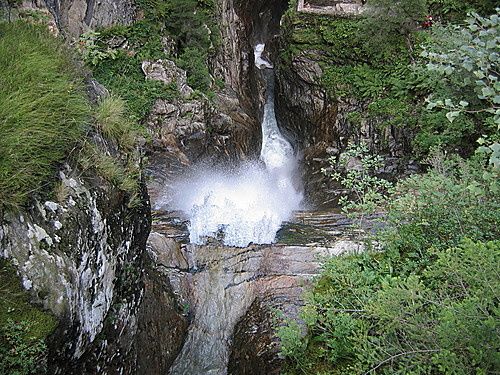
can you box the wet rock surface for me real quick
[228,298,282,375]
[136,264,189,375]
[146,210,367,374]
[0,165,151,374]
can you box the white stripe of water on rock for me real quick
[167,43,302,247]
[166,43,303,375]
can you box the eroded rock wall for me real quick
[0,164,150,373]
[145,211,365,375]
[274,8,417,207]
[42,0,136,37]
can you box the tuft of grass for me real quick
[95,95,138,150]
[0,21,90,208]
[80,142,140,195]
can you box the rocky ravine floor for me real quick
[145,210,368,374]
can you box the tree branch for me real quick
[364,349,440,374]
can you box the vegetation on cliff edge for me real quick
[79,0,219,121]
[0,21,90,208]
[0,260,57,375]
[278,2,499,373]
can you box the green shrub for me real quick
[278,154,500,374]
[0,21,90,208]
[0,260,57,375]
[381,152,499,274]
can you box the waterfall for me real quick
[164,44,302,247]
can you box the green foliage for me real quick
[0,21,90,208]
[78,31,119,66]
[80,142,139,194]
[177,47,211,92]
[92,52,178,121]
[422,10,499,129]
[279,155,500,374]
[361,0,428,56]
[381,151,499,273]
[0,260,57,375]
[281,2,498,159]
[86,0,218,117]
[324,142,393,218]
[428,0,498,21]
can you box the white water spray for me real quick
[254,43,273,69]
[161,44,302,247]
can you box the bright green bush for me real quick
[0,21,90,208]
[278,155,500,374]
[381,151,500,274]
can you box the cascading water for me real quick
[163,43,302,247]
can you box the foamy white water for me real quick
[254,43,273,69]
[160,44,302,247]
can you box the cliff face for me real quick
[274,7,418,207]
[40,0,135,37]
[0,163,150,373]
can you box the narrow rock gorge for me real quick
[0,1,373,373]
[4,0,495,374]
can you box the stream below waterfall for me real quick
[160,43,306,375]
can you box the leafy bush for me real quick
[278,154,500,374]
[422,10,499,131]
[0,320,48,375]
[381,151,499,274]
[279,239,499,375]
[0,21,90,208]
[323,142,393,218]
[77,30,119,66]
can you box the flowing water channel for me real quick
[167,44,302,247]
[163,44,305,375]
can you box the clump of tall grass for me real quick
[0,21,90,208]
[94,95,138,150]
[79,142,140,196]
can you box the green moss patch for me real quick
[0,259,57,374]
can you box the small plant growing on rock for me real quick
[78,31,118,66]
[323,142,393,221]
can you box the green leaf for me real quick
[427,102,437,110]
[446,111,460,123]
[482,87,495,97]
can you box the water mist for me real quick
[158,44,302,247]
